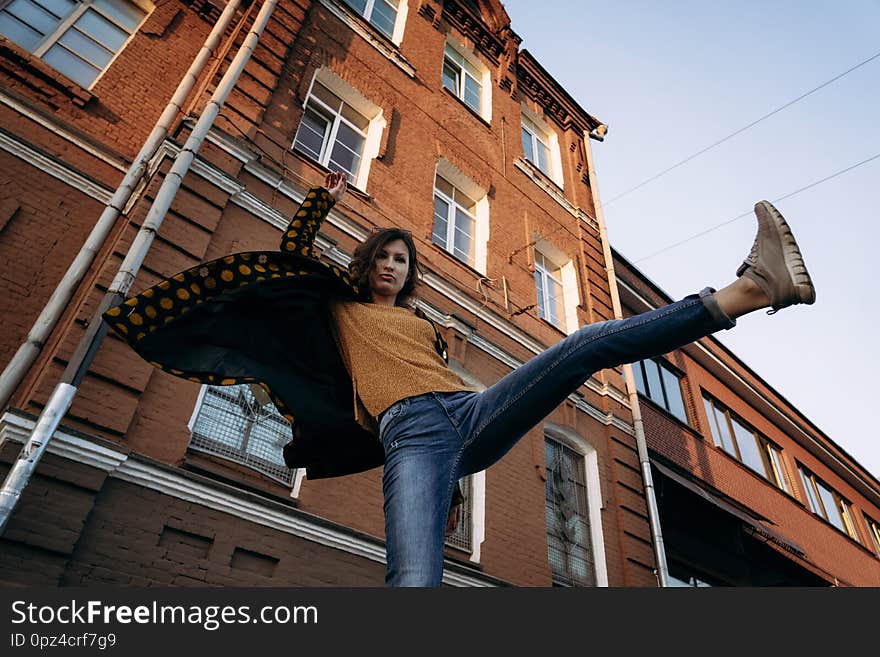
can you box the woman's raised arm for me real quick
[279,171,347,256]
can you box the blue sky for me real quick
[502,0,880,478]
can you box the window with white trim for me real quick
[441,41,490,121]
[533,241,580,334]
[0,0,149,88]
[534,251,565,328]
[544,435,595,586]
[632,358,689,424]
[798,465,862,542]
[188,384,296,486]
[340,0,401,41]
[431,159,489,273]
[292,70,385,188]
[702,394,790,493]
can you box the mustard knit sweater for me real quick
[331,301,477,434]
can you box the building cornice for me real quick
[0,410,496,587]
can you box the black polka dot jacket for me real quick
[102,187,450,483]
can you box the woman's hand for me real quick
[325,170,348,203]
[445,503,462,537]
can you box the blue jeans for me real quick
[378,289,734,586]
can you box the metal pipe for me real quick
[583,126,670,587]
[0,0,280,535]
[0,0,244,411]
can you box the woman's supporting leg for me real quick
[380,394,464,586]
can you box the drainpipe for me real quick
[0,0,244,412]
[0,0,281,535]
[583,125,670,587]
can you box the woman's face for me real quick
[369,238,410,303]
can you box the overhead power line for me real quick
[633,151,880,263]
[601,49,880,209]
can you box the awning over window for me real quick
[652,460,806,558]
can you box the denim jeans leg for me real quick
[380,394,464,587]
[458,289,734,475]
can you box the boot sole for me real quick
[754,200,816,305]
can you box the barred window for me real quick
[0,0,148,88]
[189,385,296,486]
[444,476,472,552]
[545,436,595,586]
[798,465,861,543]
[702,394,789,493]
[340,0,400,40]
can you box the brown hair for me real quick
[349,228,421,307]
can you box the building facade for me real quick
[1,0,877,586]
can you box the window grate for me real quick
[445,476,472,552]
[545,438,595,586]
[189,385,296,486]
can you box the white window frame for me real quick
[292,68,386,190]
[533,239,580,334]
[442,39,491,122]
[186,384,297,487]
[0,0,152,89]
[338,0,408,43]
[544,424,608,587]
[432,157,489,274]
[520,107,564,188]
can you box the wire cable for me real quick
[633,151,880,263]
[601,49,880,209]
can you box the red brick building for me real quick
[1,0,877,586]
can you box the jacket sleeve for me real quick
[280,186,336,257]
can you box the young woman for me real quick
[104,170,815,587]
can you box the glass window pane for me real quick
[432,196,449,248]
[632,361,647,397]
[293,107,329,160]
[767,446,789,493]
[799,469,821,514]
[703,396,720,445]
[442,59,459,95]
[463,75,481,112]
[328,140,360,180]
[333,120,365,153]
[340,102,370,132]
[548,279,564,327]
[0,12,45,50]
[75,9,128,50]
[93,0,144,30]
[434,174,454,199]
[311,81,343,111]
[43,44,100,86]
[343,0,368,13]
[535,270,545,318]
[369,0,396,39]
[536,141,550,175]
[452,210,473,264]
[815,480,847,533]
[33,0,78,19]
[731,417,765,475]
[6,0,61,37]
[453,187,477,212]
[59,27,114,68]
[660,365,688,424]
[522,127,534,162]
[645,360,662,404]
